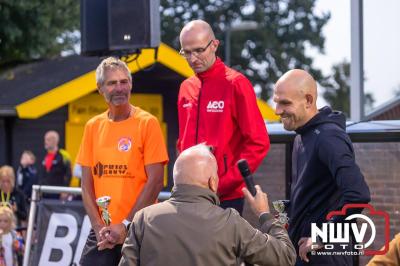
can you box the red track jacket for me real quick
[177,58,270,201]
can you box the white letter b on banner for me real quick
[39,213,78,266]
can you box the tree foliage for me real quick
[321,61,375,117]
[0,0,79,68]
[1,0,330,102]
[160,0,330,100]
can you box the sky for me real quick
[312,0,400,111]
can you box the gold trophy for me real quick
[272,200,290,225]
[96,196,111,225]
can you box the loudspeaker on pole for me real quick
[81,0,160,56]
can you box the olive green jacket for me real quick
[119,184,296,266]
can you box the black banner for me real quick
[30,199,90,266]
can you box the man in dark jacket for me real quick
[177,20,270,214]
[117,144,296,266]
[40,130,72,187]
[273,69,371,265]
[39,130,72,199]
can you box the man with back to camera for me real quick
[76,57,169,265]
[273,69,371,265]
[177,20,270,215]
[118,144,296,266]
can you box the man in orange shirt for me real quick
[76,57,169,266]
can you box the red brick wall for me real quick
[243,144,287,227]
[374,105,400,120]
[354,142,400,265]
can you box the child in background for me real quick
[16,150,38,203]
[0,206,24,266]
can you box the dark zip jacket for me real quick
[287,106,370,262]
[16,164,38,200]
[40,149,72,187]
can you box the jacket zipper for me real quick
[195,84,202,144]
[223,154,228,174]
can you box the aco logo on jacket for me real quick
[207,100,224,112]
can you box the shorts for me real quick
[80,229,122,266]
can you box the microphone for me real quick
[237,159,257,196]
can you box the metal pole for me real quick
[224,21,258,67]
[158,191,171,201]
[225,28,231,66]
[350,0,364,121]
[23,187,38,266]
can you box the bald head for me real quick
[179,20,219,73]
[273,69,318,131]
[173,144,218,191]
[180,20,215,43]
[44,130,59,152]
[276,69,317,99]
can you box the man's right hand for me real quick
[242,185,269,217]
[92,223,105,242]
[97,223,128,250]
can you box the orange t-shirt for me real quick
[76,107,169,224]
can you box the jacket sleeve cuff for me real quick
[259,212,274,225]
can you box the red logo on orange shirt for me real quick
[118,137,132,152]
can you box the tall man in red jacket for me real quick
[177,20,270,214]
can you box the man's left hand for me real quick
[97,223,127,250]
[242,185,269,217]
[298,237,322,262]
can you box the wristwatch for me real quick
[122,219,131,231]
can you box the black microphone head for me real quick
[237,159,251,177]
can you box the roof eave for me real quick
[0,107,17,117]
[16,43,194,119]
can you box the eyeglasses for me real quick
[179,40,214,58]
